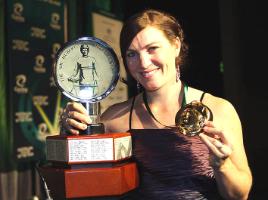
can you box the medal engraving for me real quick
[175,101,213,137]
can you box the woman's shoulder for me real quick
[188,86,233,108]
[188,86,239,126]
[102,98,134,119]
[100,97,135,132]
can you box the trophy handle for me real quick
[81,102,105,134]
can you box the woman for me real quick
[60,9,252,200]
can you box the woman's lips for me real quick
[140,68,159,78]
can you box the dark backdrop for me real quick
[123,0,224,97]
[124,0,267,199]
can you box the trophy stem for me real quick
[81,102,105,135]
[84,102,100,124]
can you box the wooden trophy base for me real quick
[39,162,139,199]
[41,133,139,199]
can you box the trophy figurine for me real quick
[39,37,139,199]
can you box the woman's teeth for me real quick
[141,69,158,77]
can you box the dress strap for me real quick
[200,92,206,102]
[142,82,187,129]
[182,82,188,106]
[129,95,136,130]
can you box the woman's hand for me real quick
[60,102,92,135]
[199,121,233,169]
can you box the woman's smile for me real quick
[140,68,160,78]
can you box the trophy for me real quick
[39,37,139,199]
[175,100,213,137]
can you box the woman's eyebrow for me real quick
[127,42,160,52]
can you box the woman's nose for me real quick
[139,53,152,69]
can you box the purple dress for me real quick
[127,129,223,200]
[124,90,223,200]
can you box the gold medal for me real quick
[175,101,213,136]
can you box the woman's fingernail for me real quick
[74,130,79,135]
[82,124,88,129]
[86,118,91,124]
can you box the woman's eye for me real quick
[126,51,136,58]
[148,46,158,53]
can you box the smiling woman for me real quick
[61,9,252,200]
[125,26,179,91]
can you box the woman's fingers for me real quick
[199,132,233,169]
[199,133,232,159]
[200,133,224,158]
[63,120,80,135]
[199,121,234,169]
[68,110,91,124]
[203,121,231,147]
[60,116,79,135]
[60,102,91,135]
[67,118,88,130]
[67,102,88,114]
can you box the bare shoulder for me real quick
[188,87,240,129]
[101,100,132,120]
[187,87,236,111]
[203,93,238,123]
[100,98,134,132]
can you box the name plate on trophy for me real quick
[46,133,132,164]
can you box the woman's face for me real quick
[126,26,180,91]
[81,47,89,57]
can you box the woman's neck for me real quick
[145,80,183,108]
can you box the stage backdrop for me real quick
[1,0,67,199]
[5,0,68,164]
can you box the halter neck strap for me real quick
[142,82,187,128]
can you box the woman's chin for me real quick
[142,84,161,92]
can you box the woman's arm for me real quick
[199,98,252,200]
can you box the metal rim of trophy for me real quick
[53,36,120,103]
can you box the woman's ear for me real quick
[174,37,181,57]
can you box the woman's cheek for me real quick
[126,66,137,80]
